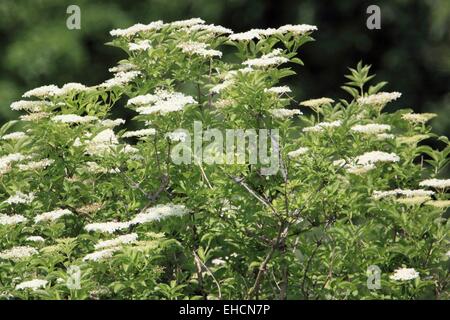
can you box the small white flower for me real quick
[419,178,450,189]
[177,41,222,58]
[83,248,119,261]
[34,208,73,223]
[110,21,164,37]
[129,40,152,52]
[357,92,402,106]
[10,100,49,112]
[171,18,205,28]
[300,97,334,109]
[264,86,291,94]
[303,120,342,132]
[0,246,38,261]
[22,85,60,98]
[57,83,88,95]
[52,114,98,124]
[351,124,391,135]
[210,80,234,94]
[0,214,28,226]
[26,236,45,242]
[98,71,141,89]
[130,204,188,225]
[1,132,27,141]
[212,258,226,266]
[354,151,400,166]
[84,221,131,233]
[270,108,302,119]
[15,279,48,291]
[389,267,419,281]
[100,118,126,128]
[18,159,54,171]
[243,49,288,68]
[122,129,156,138]
[94,233,138,250]
[20,112,50,121]
[109,63,137,73]
[277,24,318,35]
[187,24,233,35]
[3,192,35,205]
[129,89,196,115]
[401,113,437,124]
[287,147,309,158]
[85,129,119,155]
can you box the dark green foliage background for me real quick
[0,0,449,135]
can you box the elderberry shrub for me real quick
[0,18,448,300]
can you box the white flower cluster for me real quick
[52,114,98,124]
[18,158,54,171]
[85,129,119,155]
[22,83,89,98]
[334,151,399,174]
[419,179,450,189]
[83,247,119,262]
[110,21,164,37]
[300,97,334,109]
[99,71,141,89]
[355,151,400,166]
[229,24,317,41]
[94,233,138,250]
[2,131,27,140]
[357,92,402,106]
[128,89,196,115]
[10,100,49,112]
[177,41,222,58]
[270,109,302,119]
[83,162,120,174]
[101,118,126,128]
[425,200,450,208]
[122,128,156,138]
[171,18,205,28]
[303,120,342,132]
[243,49,288,68]
[389,267,419,281]
[264,86,291,94]
[287,147,309,158]
[20,112,50,122]
[351,124,391,135]
[0,214,27,226]
[372,189,435,200]
[186,23,233,35]
[22,85,60,98]
[84,221,131,234]
[129,39,152,52]
[0,153,29,175]
[3,192,35,205]
[109,63,137,73]
[34,208,73,223]
[401,113,437,124]
[15,279,48,291]
[130,204,189,225]
[0,246,38,261]
[26,236,45,242]
[210,80,234,94]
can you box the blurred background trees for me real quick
[0,0,449,135]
